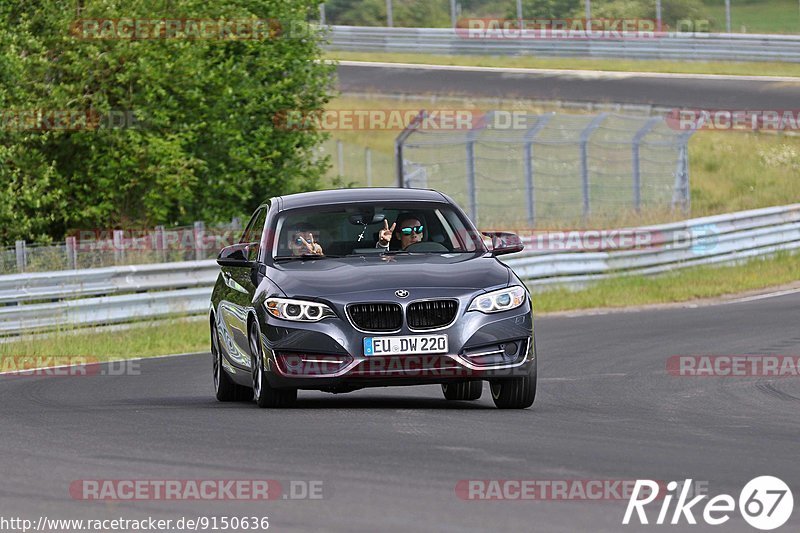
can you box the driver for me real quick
[288,222,324,256]
[376,213,424,251]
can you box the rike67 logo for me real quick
[623,476,794,530]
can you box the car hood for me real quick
[267,253,510,297]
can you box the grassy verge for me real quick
[532,251,800,313]
[0,318,208,363]
[326,51,800,78]
[704,0,800,34]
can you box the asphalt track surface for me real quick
[336,62,800,108]
[2,292,799,532]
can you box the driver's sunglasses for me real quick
[400,225,424,236]
[293,233,314,245]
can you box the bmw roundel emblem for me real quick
[395,289,409,298]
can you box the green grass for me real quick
[327,51,800,78]
[532,251,800,313]
[0,318,208,363]
[704,0,800,34]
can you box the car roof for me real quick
[271,188,449,211]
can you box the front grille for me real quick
[347,303,402,332]
[407,300,458,330]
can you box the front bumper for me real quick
[254,296,535,390]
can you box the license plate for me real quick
[364,335,448,356]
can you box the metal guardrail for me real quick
[1,204,798,334]
[327,26,800,63]
[508,203,800,288]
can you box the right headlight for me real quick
[265,297,336,322]
[468,286,527,314]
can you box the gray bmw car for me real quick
[210,188,536,409]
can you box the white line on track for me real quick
[333,59,800,83]
[721,286,800,304]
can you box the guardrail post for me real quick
[631,117,661,213]
[194,221,205,261]
[319,3,325,25]
[15,240,26,273]
[579,113,608,221]
[523,113,554,227]
[66,236,78,270]
[113,230,124,264]
[365,147,372,187]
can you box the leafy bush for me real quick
[0,0,334,244]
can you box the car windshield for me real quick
[272,202,485,259]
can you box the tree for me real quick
[0,0,334,244]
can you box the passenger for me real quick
[288,223,324,256]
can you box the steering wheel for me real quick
[404,241,449,252]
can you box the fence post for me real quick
[655,0,662,32]
[113,230,124,264]
[386,0,393,27]
[579,113,608,220]
[465,111,491,226]
[155,225,166,262]
[365,147,373,187]
[631,117,661,213]
[336,140,344,176]
[15,240,26,273]
[522,113,554,227]
[394,110,426,187]
[725,0,731,33]
[319,3,326,25]
[66,236,78,270]
[194,220,205,261]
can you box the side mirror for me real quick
[482,231,524,256]
[217,243,258,267]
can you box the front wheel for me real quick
[490,355,537,409]
[441,381,483,401]
[212,324,250,402]
[249,323,297,408]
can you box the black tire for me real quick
[441,381,483,401]
[212,323,249,402]
[249,322,297,408]
[490,356,537,409]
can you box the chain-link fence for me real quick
[397,111,694,228]
[1,220,243,275]
[316,138,395,187]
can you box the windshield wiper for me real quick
[273,254,340,261]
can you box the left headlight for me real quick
[265,298,336,322]
[468,286,527,314]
